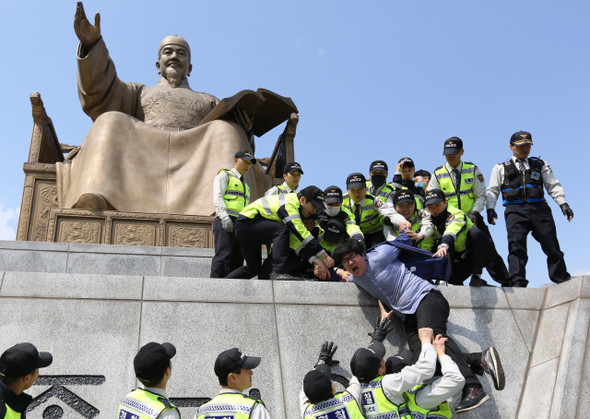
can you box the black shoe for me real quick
[512,279,528,287]
[481,347,505,390]
[269,271,302,281]
[469,275,490,287]
[456,386,489,414]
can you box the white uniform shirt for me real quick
[427,161,487,213]
[487,156,567,209]
[378,342,437,406]
[213,167,244,219]
[412,354,465,410]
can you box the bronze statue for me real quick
[56,2,262,216]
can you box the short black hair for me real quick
[218,366,243,386]
[414,170,431,178]
[0,374,20,385]
[138,372,166,388]
[332,238,366,266]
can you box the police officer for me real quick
[425,189,495,286]
[211,150,255,278]
[487,131,574,287]
[118,342,180,419]
[196,348,269,419]
[343,172,402,248]
[300,342,364,418]
[226,185,334,280]
[366,160,395,203]
[0,343,53,419]
[385,190,433,246]
[391,157,425,208]
[319,185,364,243]
[427,137,510,286]
[352,328,440,419]
[413,170,431,197]
[265,161,303,196]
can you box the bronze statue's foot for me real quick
[72,193,115,210]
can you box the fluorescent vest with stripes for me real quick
[196,392,262,419]
[342,194,384,235]
[433,162,476,213]
[405,385,452,418]
[118,388,180,419]
[240,193,323,256]
[366,180,395,203]
[420,205,472,253]
[500,157,545,205]
[360,377,411,419]
[220,169,250,218]
[303,391,364,419]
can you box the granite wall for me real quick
[1,240,588,418]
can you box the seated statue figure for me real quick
[56,2,265,215]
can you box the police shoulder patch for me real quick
[375,200,383,208]
[478,174,484,182]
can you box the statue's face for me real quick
[157,44,192,80]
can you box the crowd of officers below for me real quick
[0,312,504,418]
[212,131,574,288]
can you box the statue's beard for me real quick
[166,67,182,88]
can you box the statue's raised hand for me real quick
[74,2,101,50]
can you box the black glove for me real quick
[560,203,574,220]
[316,341,339,366]
[383,217,392,226]
[487,208,498,225]
[369,316,395,343]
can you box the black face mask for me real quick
[371,175,386,188]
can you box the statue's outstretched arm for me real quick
[74,2,101,52]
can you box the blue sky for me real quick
[1,1,588,287]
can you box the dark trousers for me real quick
[505,202,570,285]
[210,217,243,278]
[448,226,494,285]
[365,230,386,249]
[404,290,481,389]
[471,212,510,285]
[226,216,293,279]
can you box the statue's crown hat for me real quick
[159,35,191,59]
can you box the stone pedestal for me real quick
[1,240,588,418]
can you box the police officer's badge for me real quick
[530,172,541,180]
[478,174,484,182]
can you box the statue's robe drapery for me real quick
[56,38,258,216]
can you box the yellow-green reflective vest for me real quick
[360,377,411,419]
[303,391,364,419]
[390,183,425,210]
[420,205,472,253]
[241,194,322,254]
[220,169,251,218]
[390,210,425,239]
[118,388,180,419]
[366,180,395,203]
[1,403,21,419]
[433,163,476,213]
[405,385,452,419]
[196,392,261,419]
[342,194,384,235]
